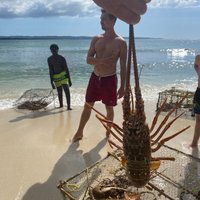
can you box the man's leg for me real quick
[63,84,71,110]
[72,102,95,142]
[105,105,114,138]
[57,86,63,107]
[191,114,200,147]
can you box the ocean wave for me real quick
[0,88,86,110]
[64,49,88,54]
[0,99,15,110]
[0,83,196,111]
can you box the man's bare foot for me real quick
[182,142,197,149]
[72,132,83,143]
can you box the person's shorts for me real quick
[53,71,68,87]
[193,87,200,114]
[86,72,117,106]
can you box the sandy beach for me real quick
[0,99,199,200]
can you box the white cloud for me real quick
[0,0,199,18]
[0,0,98,18]
[150,0,200,8]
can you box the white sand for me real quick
[0,100,198,200]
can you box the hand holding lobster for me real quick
[93,0,150,24]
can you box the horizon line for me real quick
[0,35,162,40]
[0,35,199,40]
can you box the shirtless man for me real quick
[191,55,200,147]
[72,9,127,142]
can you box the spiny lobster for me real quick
[89,25,190,188]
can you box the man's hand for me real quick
[51,81,56,89]
[93,0,150,24]
[69,79,72,87]
[117,87,124,99]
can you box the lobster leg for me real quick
[86,103,124,149]
[149,98,168,133]
[150,95,187,139]
[96,115,123,136]
[151,111,185,145]
[151,125,190,152]
[86,102,124,136]
[108,139,123,150]
[95,115,123,149]
[151,157,175,161]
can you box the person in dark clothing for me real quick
[48,44,72,110]
[190,54,200,147]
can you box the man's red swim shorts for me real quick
[86,72,117,106]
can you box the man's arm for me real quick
[63,58,72,87]
[47,58,56,89]
[117,40,127,99]
[195,55,200,88]
[86,37,97,65]
[47,58,53,78]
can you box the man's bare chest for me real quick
[95,39,119,55]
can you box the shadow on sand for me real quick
[83,138,107,167]
[9,108,66,123]
[179,147,200,199]
[21,139,107,200]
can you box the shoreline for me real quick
[0,100,198,200]
[0,84,197,112]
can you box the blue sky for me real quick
[0,0,200,39]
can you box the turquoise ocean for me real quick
[0,37,199,110]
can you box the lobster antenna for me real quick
[130,25,144,114]
[125,25,133,91]
[130,25,141,97]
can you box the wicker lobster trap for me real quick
[156,87,195,118]
[57,145,200,200]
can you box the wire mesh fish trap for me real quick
[14,88,56,111]
[58,145,200,200]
